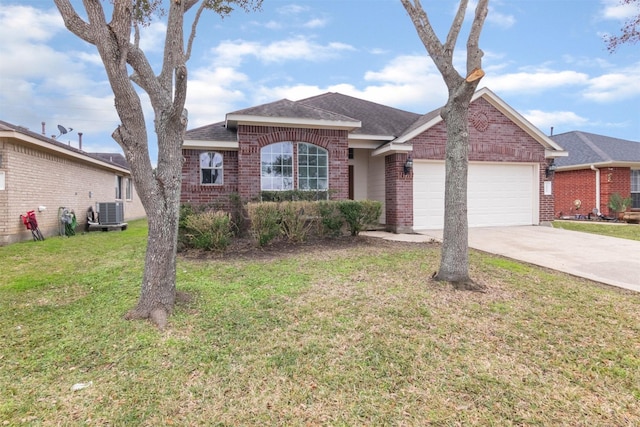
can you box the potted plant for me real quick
[607,192,632,220]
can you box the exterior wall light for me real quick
[404,157,413,175]
[545,160,557,178]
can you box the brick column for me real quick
[385,153,413,233]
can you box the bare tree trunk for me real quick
[438,87,473,285]
[400,0,488,290]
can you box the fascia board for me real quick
[371,143,413,157]
[183,140,239,150]
[394,115,442,143]
[545,149,568,158]
[557,161,640,171]
[1,130,130,174]
[226,114,361,131]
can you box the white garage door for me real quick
[413,161,538,229]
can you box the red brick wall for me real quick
[237,126,349,201]
[407,98,554,223]
[554,169,597,217]
[555,167,631,217]
[385,153,413,233]
[181,126,350,208]
[181,149,238,211]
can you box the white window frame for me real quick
[260,142,329,191]
[200,151,224,185]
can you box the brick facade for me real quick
[385,153,413,233]
[407,98,555,224]
[180,93,560,231]
[0,137,146,245]
[554,167,632,217]
[181,126,349,206]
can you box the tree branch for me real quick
[444,0,468,53]
[186,1,208,62]
[53,0,95,44]
[466,0,488,75]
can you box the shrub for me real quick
[260,190,333,202]
[247,202,281,246]
[338,200,382,236]
[279,201,319,242]
[317,201,345,237]
[182,210,233,251]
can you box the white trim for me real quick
[348,140,382,149]
[183,139,239,150]
[349,134,395,141]
[391,87,567,157]
[371,143,413,157]
[0,130,130,174]
[226,114,361,131]
[556,160,640,171]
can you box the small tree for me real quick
[605,0,640,52]
[54,0,261,329]
[400,0,488,289]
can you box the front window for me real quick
[200,152,223,185]
[260,142,328,191]
[261,142,293,190]
[631,169,640,208]
[298,142,328,190]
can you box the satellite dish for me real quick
[56,125,73,138]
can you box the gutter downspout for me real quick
[591,165,600,214]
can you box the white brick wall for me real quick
[0,137,146,245]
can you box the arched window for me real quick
[200,152,223,185]
[261,142,293,190]
[260,142,328,191]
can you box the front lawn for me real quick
[553,220,640,241]
[1,219,639,425]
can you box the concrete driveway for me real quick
[364,226,640,293]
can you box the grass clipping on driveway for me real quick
[1,220,639,425]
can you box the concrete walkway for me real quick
[363,225,640,293]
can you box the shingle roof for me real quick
[550,131,640,166]
[184,121,237,142]
[0,119,129,170]
[298,92,421,137]
[228,98,359,123]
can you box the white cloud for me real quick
[277,4,308,15]
[186,67,250,127]
[138,21,167,53]
[483,69,590,93]
[523,110,589,132]
[211,37,355,67]
[600,0,638,20]
[583,68,640,102]
[303,18,328,29]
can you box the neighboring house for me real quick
[0,120,146,245]
[550,131,640,218]
[182,88,567,232]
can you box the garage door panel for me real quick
[413,162,536,229]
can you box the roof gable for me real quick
[391,87,565,155]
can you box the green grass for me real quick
[553,220,640,241]
[1,219,639,425]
